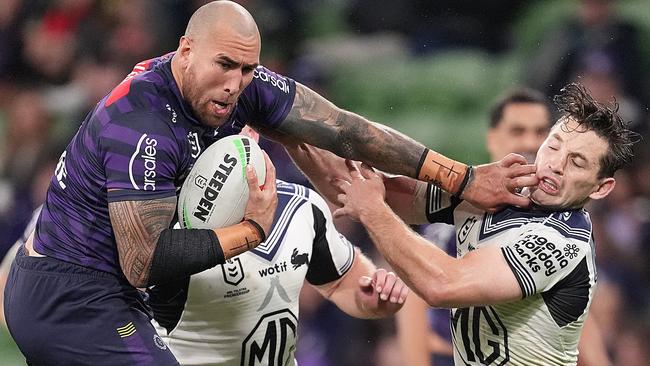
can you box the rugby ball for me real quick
[178,135,266,229]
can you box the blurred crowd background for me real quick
[0,0,649,365]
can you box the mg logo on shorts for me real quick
[222,258,244,286]
[241,309,298,366]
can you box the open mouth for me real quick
[539,177,559,194]
[211,100,230,115]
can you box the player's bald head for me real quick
[185,1,259,41]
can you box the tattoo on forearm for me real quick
[109,197,175,286]
[281,84,426,177]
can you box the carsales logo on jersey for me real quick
[129,133,158,191]
[253,68,289,94]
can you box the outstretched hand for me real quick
[358,268,409,316]
[332,160,387,221]
[461,153,538,212]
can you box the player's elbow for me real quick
[419,268,464,308]
[421,284,457,308]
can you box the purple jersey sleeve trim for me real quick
[107,189,177,203]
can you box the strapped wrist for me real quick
[416,149,469,195]
[454,165,473,198]
[214,220,266,259]
[244,219,266,242]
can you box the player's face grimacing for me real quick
[529,118,615,210]
[177,24,260,128]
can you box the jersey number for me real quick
[241,309,298,366]
[451,306,509,365]
[55,151,68,189]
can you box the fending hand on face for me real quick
[461,153,538,212]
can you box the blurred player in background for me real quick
[3,1,534,365]
[149,127,408,365]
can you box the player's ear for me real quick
[177,36,192,62]
[588,177,615,200]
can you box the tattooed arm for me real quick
[260,82,538,211]
[110,197,176,287]
[109,157,277,288]
[275,83,424,177]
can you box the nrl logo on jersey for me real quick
[221,257,244,286]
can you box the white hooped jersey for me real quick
[149,181,355,366]
[425,185,597,366]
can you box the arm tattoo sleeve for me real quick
[109,196,176,287]
[276,83,426,177]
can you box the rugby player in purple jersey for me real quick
[4,1,536,364]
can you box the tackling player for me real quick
[329,83,637,365]
[4,2,535,364]
[148,130,408,365]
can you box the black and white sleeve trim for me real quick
[502,247,536,297]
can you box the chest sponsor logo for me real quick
[253,68,290,94]
[458,216,478,244]
[187,131,201,158]
[129,133,158,191]
[258,262,288,278]
[222,257,245,286]
[242,309,297,366]
[513,234,571,276]
[291,248,309,269]
[192,154,237,223]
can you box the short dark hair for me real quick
[553,82,638,178]
[489,87,552,128]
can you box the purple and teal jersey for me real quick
[34,53,296,276]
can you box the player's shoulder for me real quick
[103,54,174,115]
[276,180,311,201]
[539,209,592,244]
[276,180,333,216]
[248,65,293,95]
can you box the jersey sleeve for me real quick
[500,223,589,297]
[237,66,296,129]
[425,184,462,224]
[305,192,356,286]
[100,112,180,202]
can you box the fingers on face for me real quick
[511,175,539,189]
[507,163,536,178]
[501,153,528,167]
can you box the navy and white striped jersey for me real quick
[426,185,596,366]
[149,180,355,366]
